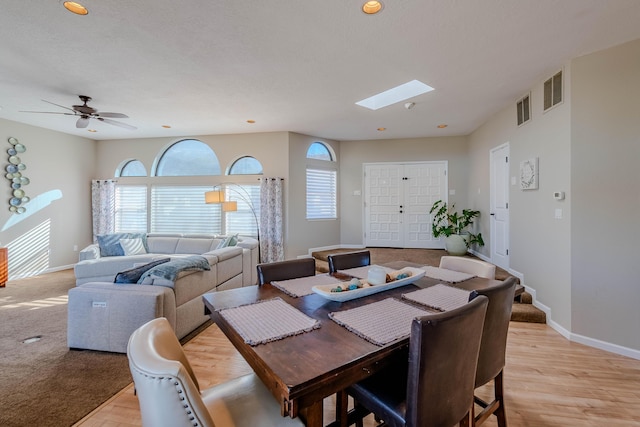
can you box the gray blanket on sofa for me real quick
[137,255,211,288]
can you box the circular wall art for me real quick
[5,137,30,214]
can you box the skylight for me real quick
[356,80,434,110]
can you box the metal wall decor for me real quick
[5,137,30,214]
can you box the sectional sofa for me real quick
[68,233,259,353]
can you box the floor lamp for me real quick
[204,184,261,263]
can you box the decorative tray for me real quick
[312,267,426,302]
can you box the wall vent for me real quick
[516,93,531,126]
[543,70,563,111]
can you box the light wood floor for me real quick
[75,322,640,427]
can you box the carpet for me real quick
[0,270,132,427]
[0,269,210,427]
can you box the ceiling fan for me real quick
[21,95,137,130]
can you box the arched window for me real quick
[229,156,263,175]
[306,142,337,220]
[155,139,221,176]
[117,159,147,177]
[306,142,334,161]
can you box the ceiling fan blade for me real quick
[42,99,76,112]
[19,110,76,115]
[96,112,129,118]
[98,117,137,130]
[76,117,90,128]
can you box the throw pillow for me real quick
[119,237,147,256]
[96,233,129,257]
[216,233,239,249]
[114,258,171,284]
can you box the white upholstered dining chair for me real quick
[127,317,304,427]
[439,256,496,280]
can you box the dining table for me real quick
[202,260,503,427]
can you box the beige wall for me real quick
[571,39,640,350]
[286,133,340,258]
[468,65,573,330]
[0,119,95,277]
[339,137,469,245]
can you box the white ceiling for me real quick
[1,0,640,141]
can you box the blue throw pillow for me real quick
[97,233,129,257]
[97,232,148,257]
[114,258,171,284]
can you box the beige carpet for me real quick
[311,247,546,324]
[0,269,211,427]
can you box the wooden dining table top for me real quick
[202,260,502,427]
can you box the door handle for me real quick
[490,213,495,216]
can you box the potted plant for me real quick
[429,200,485,255]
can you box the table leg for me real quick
[299,400,323,427]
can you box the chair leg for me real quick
[473,370,507,427]
[459,410,471,427]
[494,371,507,427]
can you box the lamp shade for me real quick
[222,201,238,212]
[204,190,224,204]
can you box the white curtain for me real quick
[259,178,284,263]
[91,179,116,242]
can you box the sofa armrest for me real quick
[79,244,101,261]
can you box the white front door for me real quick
[364,162,447,248]
[363,164,403,247]
[490,143,510,269]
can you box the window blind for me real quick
[115,185,147,232]
[151,186,221,234]
[306,168,337,219]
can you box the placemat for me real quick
[420,266,476,283]
[338,265,395,279]
[402,284,472,312]
[329,298,431,346]
[271,274,341,297]
[218,297,321,346]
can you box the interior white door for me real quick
[490,143,510,269]
[364,162,447,248]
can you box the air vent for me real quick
[516,93,531,126]
[543,70,563,111]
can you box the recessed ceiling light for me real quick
[63,1,88,15]
[377,127,386,131]
[362,1,383,14]
[437,124,448,129]
[356,80,434,110]
[162,125,172,128]
[247,120,256,124]
[88,129,97,132]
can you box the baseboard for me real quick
[507,267,639,360]
[570,332,640,360]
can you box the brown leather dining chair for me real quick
[338,295,489,427]
[256,257,316,285]
[327,250,371,274]
[471,277,517,427]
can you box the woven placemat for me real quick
[420,266,476,283]
[329,298,431,346]
[271,274,341,297]
[402,284,471,312]
[218,297,320,346]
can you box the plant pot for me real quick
[444,234,469,256]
